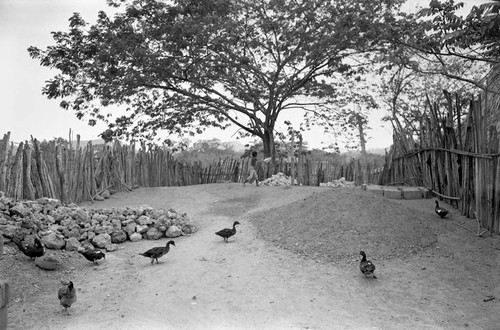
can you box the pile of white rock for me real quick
[261,172,294,186]
[319,177,355,188]
[0,191,196,252]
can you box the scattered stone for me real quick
[181,224,195,235]
[65,237,81,251]
[110,229,128,243]
[42,232,66,250]
[129,232,142,242]
[92,214,108,223]
[105,243,119,252]
[124,222,137,238]
[35,255,59,271]
[165,225,182,238]
[10,204,31,217]
[137,215,153,225]
[93,233,112,248]
[166,210,178,219]
[146,227,162,240]
[136,224,149,234]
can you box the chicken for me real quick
[79,249,106,264]
[139,240,175,264]
[13,237,45,260]
[359,251,377,279]
[58,281,77,315]
[215,221,240,242]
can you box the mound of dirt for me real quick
[250,187,444,262]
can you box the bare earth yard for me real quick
[2,183,500,329]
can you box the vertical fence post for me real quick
[0,280,9,330]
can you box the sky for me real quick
[0,0,490,151]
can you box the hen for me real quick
[14,237,45,260]
[79,249,106,264]
[139,240,175,264]
[359,251,377,279]
[215,221,240,242]
[58,281,77,315]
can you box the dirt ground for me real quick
[2,183,500,330]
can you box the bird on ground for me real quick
[79,249,106,264]
[359,251,377,279]
[13,237,45,260]
[215,221,240,242]
[58,281,77,315]
[435,200,449,218]
[139,240,175,264]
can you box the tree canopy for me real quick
[385,0,500,93]
[29,0,403,158]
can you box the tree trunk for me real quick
[262,129,275,158]
[357,113,368,185]
[262,129,276,178]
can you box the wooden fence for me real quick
[376,96,500,234]
[0,132,355,204]
[6,94,498,236]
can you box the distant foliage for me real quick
[173,138,239,164]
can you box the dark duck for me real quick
[215,221,240,242]
[359,251,377,279]
[435,200,449,218]
[139,240,175,264]
[14,237,45,260]
[79,249,106,264]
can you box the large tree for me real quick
[29,0,402,158]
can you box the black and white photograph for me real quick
[0,0,499,329]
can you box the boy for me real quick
[243,151,260,186]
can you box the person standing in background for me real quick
[243,151,260,187]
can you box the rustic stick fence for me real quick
[0,132,355,205]
[376,95,500,234]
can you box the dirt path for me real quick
[60,185,360,330]
[6,184,500,329]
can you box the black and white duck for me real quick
[139,240,175,264]
[359,251,377,279]
[435,200,449,218]
[215,221,240,242]
[79,249,106,264]
[14,237,45,260]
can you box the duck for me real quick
[139,240,175,264]
[58,281,77,315]
[215,221,240,242]
[14,237,45,260]
[435,200,449,218]
[359,251,377,279]
[79,249,106,264]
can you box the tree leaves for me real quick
[30,0,403,156]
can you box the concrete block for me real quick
[383,187,402,199]
[418,187,432,199]
[401,188,424,199]
[365,185,383,195]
